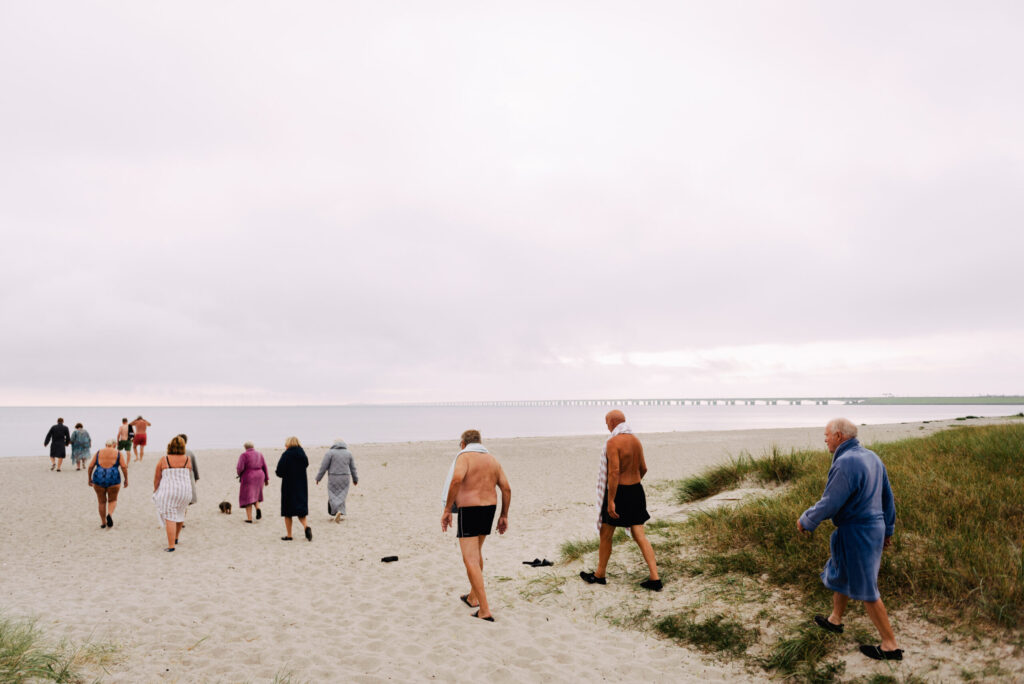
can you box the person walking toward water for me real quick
[276,437,311,541]
[315,439,358,522]
[580,410,661,591]
[152,436,192,552]
[441,430,511,622]
[130,415,151,461]
[44,417,71,471]
[798,418,901,661]
[237,441,269,523]
[116,418,132,462]
[70,422,91,471]
[87,439,128,528]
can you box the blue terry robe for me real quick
[799,438,896,602]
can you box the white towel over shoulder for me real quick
[596,422,632,533]
[442,443,489,506]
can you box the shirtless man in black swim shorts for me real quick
[580,410,661,591]
[441,429,511,622]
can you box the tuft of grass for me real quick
[762,623,842,681]
[519,572,568,600]
[560,529,628,562]
[654,611,759,656]
[675,446,811,503]
[0,614,79,683]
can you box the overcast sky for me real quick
[2,2,1021,405]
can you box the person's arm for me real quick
[606,442,621,519]
[275,454,285,478]
[145,420,151,427]
[441,454,468,532]
[64,428,71,446]
[191,453,198,480]
[315,453,330,484]
[496,464,511,534]
[86,452,97,485]
[797,467,851,532]
[638,441,647,479]
[349,454,358,485]
[153,460,165,492]
[44,427,51,447]
[236,454,246,478]
[261,455,269,484]
[881,467,895,545]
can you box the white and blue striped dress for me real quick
[153,455,193,524]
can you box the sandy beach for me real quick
[0,417,1018,682]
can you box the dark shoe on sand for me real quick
[281,536,293,541]
[580,571,606,585]
[165,548,175,552]
[460,594,478,608]
[472,611,494,622]
[640,578,663,591]
[106,514,113,528]
[256,508,262,520]
[814,615,844,633]
[305,526,313,541]
[860,644,903,661]
[244,520,253,524]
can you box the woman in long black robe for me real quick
[275,437,311,542]
[44,419,71,471]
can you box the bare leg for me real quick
[133,445,139,461]
[175,521,183,543]
[56,458,63,471]
[459,535,491,618]
[829,592,849,626]
[465,537,485,605]
[863,598,899,651]
[106,486,120,517]
[630,525,659,580]
[245,504,253,521]
[594,524,616,577]
[94,486,108,524]
[284,516,293,537]
[164,520,177,549]
[298,516,308,531]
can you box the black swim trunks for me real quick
[457,504,496,538]
[601,482,651,527]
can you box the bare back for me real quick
[130,419,149,434]
[607,433,646,486]
[454,451,504,508]
[117,424,129,440]
[93,447,120,469]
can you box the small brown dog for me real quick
[219,501,232,514]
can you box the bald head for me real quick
[605,410,626,432]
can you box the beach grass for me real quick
[674,446,809,504]
[559,528,629,562]
[0,612,121,683]
[654,611,759,656]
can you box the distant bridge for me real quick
[420,397,863,407]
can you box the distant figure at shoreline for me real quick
[798,418,901,661]
[276,436,311,541]
[315,439,358,523]
[580,410,661,591]
[70,422,91,471]
[237,441,269,523]
[441,429,511,622]
[116,418,132,463]
[44,417,71,471]
[88,439,128,528]
[130,416,152,461]
[153,436,192,552]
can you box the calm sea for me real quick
[3,403,1021,459]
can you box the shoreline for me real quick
[0,416,1017,681]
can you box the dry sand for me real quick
[0,417,1018,682]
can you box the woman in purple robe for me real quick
[236,441,269,523]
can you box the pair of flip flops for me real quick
[458,594,494,621]
[523,558,553,567]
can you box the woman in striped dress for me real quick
[153,436,193,552]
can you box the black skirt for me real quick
[601,482,651,527]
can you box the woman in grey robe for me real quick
[315,439,358,522]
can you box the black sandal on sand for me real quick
[165,548,175,552]
[245,520,253,524]
[101,524,106,529]
[256,508,262,519]
[106,515,113,528]
[814,615,844,634]
[523,558,541,566]
[281,536,293,541]
[640,578,663,591]
[460,594,478,608]
[580,571,606,585]
[305,526,313,541]
[860,644,903,661]
[50,464,55,471]
[472,611,494,622]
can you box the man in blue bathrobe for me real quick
[798,418,902,661]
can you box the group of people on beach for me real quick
[441,410,901,662]
[45,409,900,661]
[44,416,151,472]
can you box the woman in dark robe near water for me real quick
[275,436,311,542]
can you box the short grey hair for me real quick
[105,438,116,447]
[826,418,858,440]
[243,441,254,449]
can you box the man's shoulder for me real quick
[609,432,641,446]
